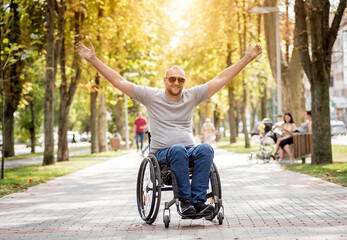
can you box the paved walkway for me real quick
[0,148,346,240]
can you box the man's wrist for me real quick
[244,53,254,62]
[88,55,98,64]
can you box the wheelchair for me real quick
[136,141,224,228]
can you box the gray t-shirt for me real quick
[132,84,209,152]
[297,121,309,132]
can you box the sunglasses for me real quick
[167,76,185,84]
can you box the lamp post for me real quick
[250,7,282,118]
[123,72,139,149]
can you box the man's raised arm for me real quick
[75,42,135,98]
[207,44,262,98]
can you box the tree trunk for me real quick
[57,48,70,162]
[114,94,125,138]
[3,113,15,157]
[213,104,221,131]
[226,43,237,143]
[43,0,55,165]
[90,73,99,153]
[57,38,70,162]
[198,110,204,137]
[238,0,250,148]
[235,104,240,136]
[308,2,333,164]
[311,75,332,164]
[57,87,70,162]
[257,7,267,120]
[241,87,250,148]
[54,0,64,78]
[263,0,306,124]
[29,99,36,153]
[57,0,68,162]
[308,1,332,164]
[3,0,23,157]
[282,48,305,124]
[98,93,107,152]
[57,8,82,161]
[228,87,237,143]
[250,101,259,130]
[260,78,267,120]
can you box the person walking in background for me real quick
[141,144,149,157]
[201,118,216,145]
[133,112,147,153]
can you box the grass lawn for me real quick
[215,136,260,154]
[4,145,90,161]
[285,161,347,187]
[331,144,347,162]
[216,136,347,187]
[284,144,347,187]
[0,150,125,198]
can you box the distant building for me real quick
[330,10,347,123]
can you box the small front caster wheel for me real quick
[217,212,223,225]
[164,215,170,228]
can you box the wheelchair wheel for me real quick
[164,215,170,228]
[217,212,224,225]
[136,155,161,224]
[205,162,222,220]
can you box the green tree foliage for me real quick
[16,60,45,147]
[2,0,276,160]
[76,0,163,138]
[1,0,45,157]
[160,0,271,140]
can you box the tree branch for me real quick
[1,53,11,71]
[327,0,347,53]
[3,70,26,82]
[294,0,312,81]
[54,0,59,13]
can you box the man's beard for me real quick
[168,87,182,96]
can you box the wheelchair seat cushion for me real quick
[159,162,195,186]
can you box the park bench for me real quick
[293,132,312,163]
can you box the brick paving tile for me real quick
[0,148,346,240]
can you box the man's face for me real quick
[164,68,186,97]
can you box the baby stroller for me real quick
[248,118,279,163]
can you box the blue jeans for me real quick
[155,143,214,203]
[136,132,145,151]
[142,144,149,154]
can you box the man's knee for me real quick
[169,144,187,154]
[167,145,188,163]
[196,143,214,160]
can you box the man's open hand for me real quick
[246,44,262,60]
[75,42,96,61]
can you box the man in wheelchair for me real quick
[76,41,262,217]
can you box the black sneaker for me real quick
[193,201,214,214]
[180,199,196,215]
